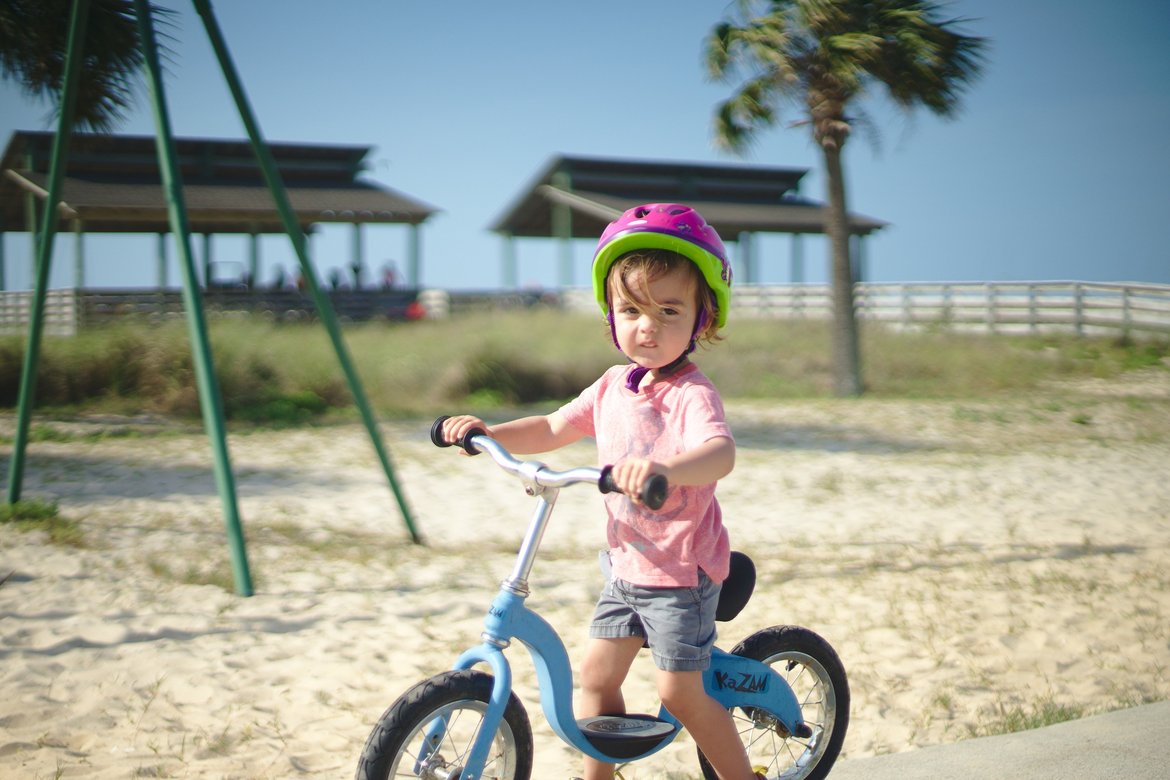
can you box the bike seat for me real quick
[577,714,678,760]
[716,551,756,622]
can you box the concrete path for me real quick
[828,700,1170,780]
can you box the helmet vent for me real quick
[634,207,652,218]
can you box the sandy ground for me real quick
[2,369,1169,779]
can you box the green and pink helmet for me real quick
[591,203,733,330]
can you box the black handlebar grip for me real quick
[599,465,618,495]
[599,466,668,510]
[430,416,452,447]
[430,416,483,455]
[642,473,668,510]
[459,427,486,456]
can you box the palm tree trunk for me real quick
[822,143,863,397]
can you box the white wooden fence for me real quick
[0,290,80,337]
[564,281,1170,338]
[4,282,1170,339]
[0,288,422,337]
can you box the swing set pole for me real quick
[133,0,253,595]
[191,0,421,544]
[5,0,89,505]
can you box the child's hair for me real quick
[606,249,722,346]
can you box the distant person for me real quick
[271,265,286,290]
[351,260,364,290]
[381,262,399,289]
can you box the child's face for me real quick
[609,265,699,370]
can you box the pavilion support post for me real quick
[737,231,754,284]
[201,232,212,287]
[247,229,259,289]
[791,234,804,284]
[155,231,167,313]
[302,229,313,285]
[72,219,84,288]
[407,223,420,288]
[193,0,420,543]
[134,0,253,596]
[156,232,167,287]
[551,172,572,287]
[7,0,89,506]
[0,230,6,291]
[24,165,38,279]
[852,235,866,283]
[502,233,517,288]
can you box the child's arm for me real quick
[610,436,735,506]
[441,411,585,455]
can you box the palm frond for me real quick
[0,0,176,132]
[706,0,987,148]
[712,75,780,153]
[705,21,736,79]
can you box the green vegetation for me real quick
[0,499,84,546]
[146,557,239,592]
[970,694,1086,738]
[0,311,1166,422]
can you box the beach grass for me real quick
[971,693,1087,737]
[0,499,84,547]
[0,310,1165,424]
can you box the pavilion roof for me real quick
[0,131,438,234]
[489,154,887,241]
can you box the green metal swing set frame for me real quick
[4,0,421,596]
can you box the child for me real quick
[440,203,761,780]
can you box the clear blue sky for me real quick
[2,0,1168,291]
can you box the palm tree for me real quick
[0,0,171,131]
[706,0,986,396]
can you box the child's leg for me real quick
[657,669,757,780]
[578,636,643,780]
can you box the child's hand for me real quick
[611,458,667,508]
[441,415,490,454]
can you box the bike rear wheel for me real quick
[356,669,534,780]
[698,625,849,780]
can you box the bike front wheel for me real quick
[356,669,534,780]
[698,625,849,780]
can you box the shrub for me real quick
[0,312,1165,419]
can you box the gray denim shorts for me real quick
[589,571,721,672]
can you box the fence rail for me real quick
[0,288,422,336]
[3,282,1169,339]
[566,281,1170,338]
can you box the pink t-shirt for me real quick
[559,362,733,587]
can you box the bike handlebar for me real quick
[430,416,668,510]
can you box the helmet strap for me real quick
[624,352,692,394]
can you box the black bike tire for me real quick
[697,625,850,780]
[355,669,534,780]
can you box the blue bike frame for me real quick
[419,460,806,780]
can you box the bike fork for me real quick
[423,643,511,780]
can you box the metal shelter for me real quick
[4,0,424,597]
[0,130,437,290]
[489,154,887,287]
